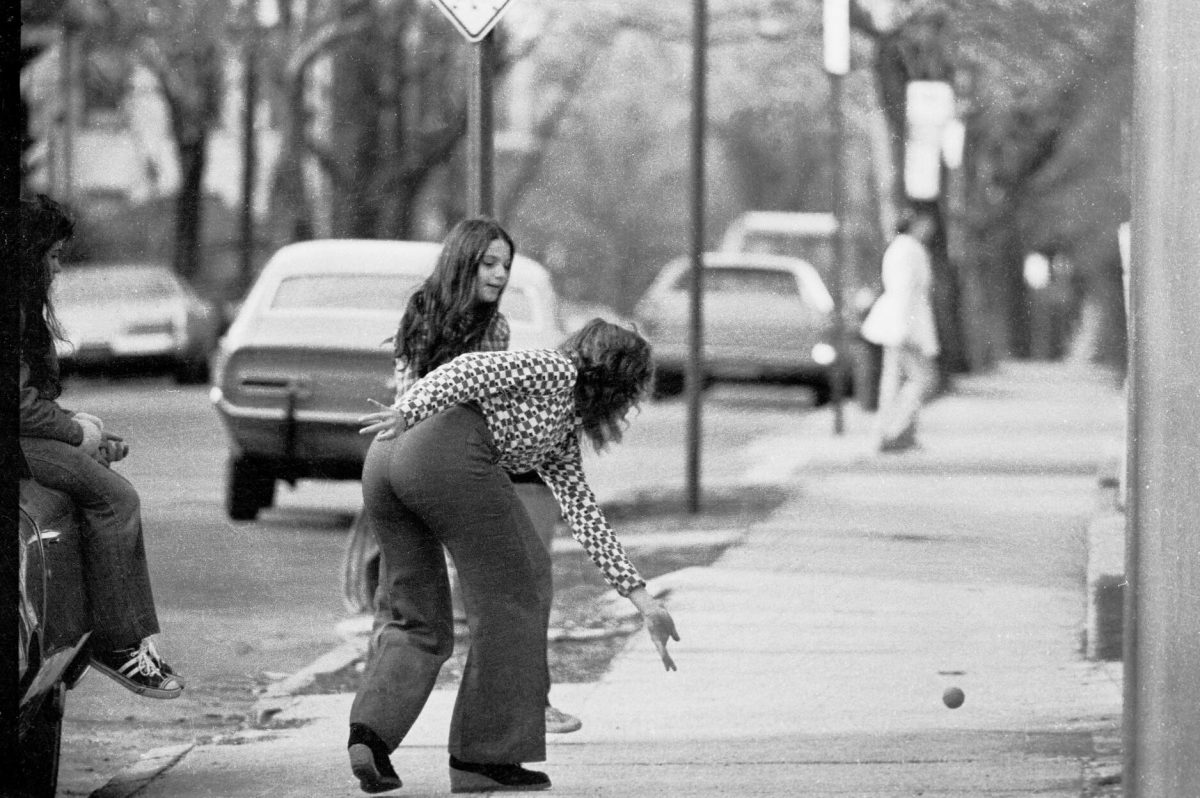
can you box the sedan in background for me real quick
[633,251,846,403]
[53,263,223,383]
[210,239,564,521]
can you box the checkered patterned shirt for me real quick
[393,348,646,597]
[392,313,510,403]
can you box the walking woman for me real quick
[860,210,940,452]
[347,319,679,794]
[17,194,184,698]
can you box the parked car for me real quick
[53,262,223,384]
[17,473,93,797]
[210,239,565,521]
[720,211,839,285]
[633,251,846,403]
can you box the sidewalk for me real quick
[97,360,1126,798]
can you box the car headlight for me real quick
[811,342,837,365]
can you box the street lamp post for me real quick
[824,0,850,435]
[685,0,707,514]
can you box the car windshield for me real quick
[270,274,424,311]
[673,266,799,296]
[55,266,179,304]
[741,232,835,277]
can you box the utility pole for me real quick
[824,0,850,435]
[1124,2,1200,795]
[685,0,707,514]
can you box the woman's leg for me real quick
[874,345,903,446]
[398,407,552,765]
[19,436,159,650]
[881,348,936,444]
[349,436,455,751]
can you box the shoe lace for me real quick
[131,637,166,677]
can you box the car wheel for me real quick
[651,370,685,400]
[18,682,65,797]
[226,456,276,521]
[173,356,209,385]
[810,380,833,407]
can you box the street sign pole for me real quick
[430,1,515,218]
[824,0,849,435]
[468,34,495,217]
[686,0,707,514]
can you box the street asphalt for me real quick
[92,359,1126,798]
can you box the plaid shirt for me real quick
[393,313,510,403]
[394,349,646,597]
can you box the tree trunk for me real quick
[173,136,207,284]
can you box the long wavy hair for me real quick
[17,195,75,399]
[560,318,654,451]
[394,218,514,377]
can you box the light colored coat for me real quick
[860,233,940,357]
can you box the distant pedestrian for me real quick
[347,319,679,794]
[860,211,940,452]
[16,194,185,699]
[342,217,582,733]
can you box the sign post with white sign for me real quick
[430,1,517,216]
[431,0,515,43]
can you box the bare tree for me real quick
[91,0,229,283]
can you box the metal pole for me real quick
[685,0,707,514]
[1126,2,1200,795]
[468,34,495,218]
[828,71,847,434]
[239,33,259,295]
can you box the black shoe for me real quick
[348,724,402,794]
[449,755,551,793]
[90,638,184,699]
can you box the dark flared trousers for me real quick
[350,404,551,764]
[19,436,161,651]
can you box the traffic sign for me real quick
[431,0,515,43]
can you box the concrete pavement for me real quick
[94,360,1126,797]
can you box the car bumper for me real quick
[211,393,370,479]
[652,342,836,381]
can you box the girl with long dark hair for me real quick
[16,194,184,699]
[347,217,582,734]
[347,318,679,794]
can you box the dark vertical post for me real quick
[828,71,847,434]
[468,34,495,218]
[239,34,259,295]
[1126,2,1200,795]
[686,0,707,514]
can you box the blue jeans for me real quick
[20,436,161,651]
[350,404,551,764]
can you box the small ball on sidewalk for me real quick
[942,687,965,709]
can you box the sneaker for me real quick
[91,638,183,699]
[545,704,582,734]
[449,756,550,793]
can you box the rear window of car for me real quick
[672,267,799,296]
[55,266,179,303]
[741,232,835,277]
[270,274,423,310]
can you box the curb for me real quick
[89,744,194,798]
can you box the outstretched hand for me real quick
[358,399,407,440]
[643,603,680,671]
[628,586,680,671]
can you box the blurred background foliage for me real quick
[21,0,1132,372]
